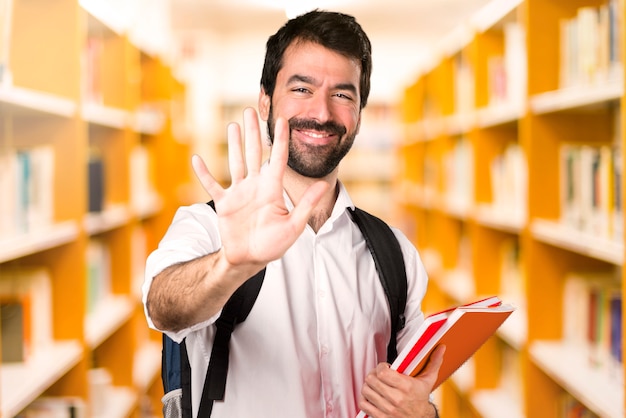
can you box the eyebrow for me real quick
[287,74,358,96]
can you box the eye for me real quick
[334,92,354,101]
[292,87,311,94]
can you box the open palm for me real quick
[191,107,328,268]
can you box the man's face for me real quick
[259,40,362,179]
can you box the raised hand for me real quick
[191,107,328,269]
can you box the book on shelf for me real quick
[0,146,55,237]
[503,21,527,108]
[88,368,113,418]
[356,296,515,418]
[86,238,111,314]
[0,0,13,86]
[131,226,148,299]
[0,267,53,361]
[453,51,474,115]
[1,299,27,362]
[563,270,622,375]
[559,1,622,88]
[490,143,527,221]
[83,35,103,104]
[443,136,473,212]
[487,21,527,108]
[559,142,621,241]
[88,152,105,213]
[499,238,525,306]
[559,392,600,418]
[16,396,87,418]
[129,144,158,212]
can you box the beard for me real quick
[267,104,356,178]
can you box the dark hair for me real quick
[260,9,372,110]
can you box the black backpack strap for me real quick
[181,338,193,418]
[197,268,266,417]
[348,207,407,362]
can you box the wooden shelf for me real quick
[96,386,138,418]
[530,80,623,115]
[133,341,162,391]
[81,102,131,129]
[0,1,190,414]
[85,295,135,349]
[530,341,624,418]
[0,84,77,117]
[474,204,525,234]
[132,108,166,135]
[531,219,623,265]
[0,221,80,263]
[396,1,625,416]
[1,341,83,418]
[476,102,523,128]
[133,193,164,220]
[471,389,525,418]
[84,205,133,236]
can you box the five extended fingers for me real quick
[243,107,263,175]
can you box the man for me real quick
[143,10,444,418]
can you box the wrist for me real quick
[429,401,440,418]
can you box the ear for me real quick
[355,113,362,135]
[258,87,271,121]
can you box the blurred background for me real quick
[1,0,625,417]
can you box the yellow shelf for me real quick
[396,0,625,416]
[1,341,83,418]
[531,218,623,265]
[85,295,135,349]
[0,0,189,414]
[0,84,76,117]
[530,341,623,418]
[0,221,80,263]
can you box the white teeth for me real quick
[304,131,328,138]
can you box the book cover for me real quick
[0,299,27,362]
[357,296,514,418]
[19,396,87,418]
[0,267,53,359]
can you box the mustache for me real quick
[288,118,347,137]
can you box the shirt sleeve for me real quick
[390,227,428,354]
[142,202,223,342]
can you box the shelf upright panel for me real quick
[524,0,624,417]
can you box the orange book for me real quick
[357,296,515,418]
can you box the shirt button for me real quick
[321,345,329,355]
[326,402,333,413]
[318,289,326,298]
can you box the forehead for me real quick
[279,40,361,85]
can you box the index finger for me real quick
[192,154,223,201]
[268,116,289,181]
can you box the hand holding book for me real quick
[357,296,515,418]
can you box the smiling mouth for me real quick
[295,128,337,145]
[288,117,347,143]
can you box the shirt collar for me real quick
[283,180,355,223]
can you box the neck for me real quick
[283,168,339,233]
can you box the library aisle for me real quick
[0,0,193,416]
[1,0,625,417]
[394,0,625,417]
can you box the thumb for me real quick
[419,344,446,387]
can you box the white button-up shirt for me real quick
[143,183,429,418]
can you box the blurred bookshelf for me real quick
[0,0,193,416]
[395,0,625,417]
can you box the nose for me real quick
[306,93,332,123]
